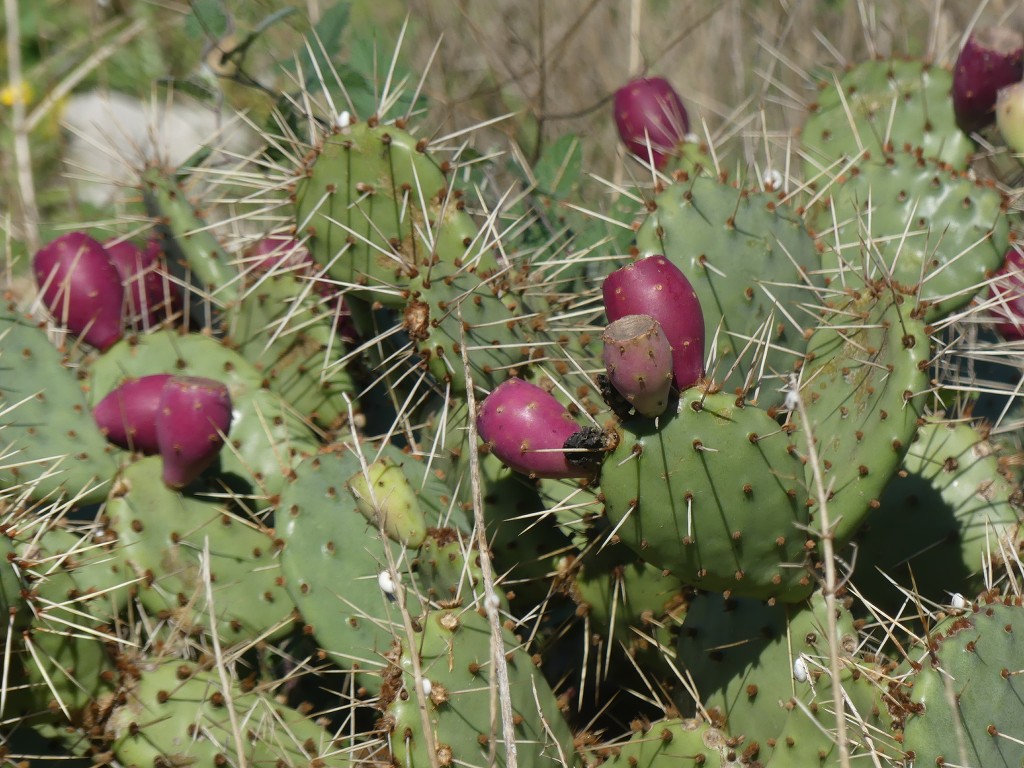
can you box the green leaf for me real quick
[184,0,230,40]
[534,133,583,199]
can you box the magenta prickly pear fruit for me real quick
[997,81,1024,152]
[988,247,1024,340]
[602,255,705,390]
[155,376,233,489]
[953,27,1024,135]
[93,374,174,454]
[613,76,690,169]
[105,238,180,329]
[477,378,594,479]
[32,232,124,350]
[601,314,673,417]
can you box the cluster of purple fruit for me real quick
[32,232,180,350]
[93,374,233,489]
[477,255,703,478]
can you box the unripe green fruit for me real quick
[346,456,428,547]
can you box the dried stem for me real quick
[459,311,520,768]
[795,389,851,768]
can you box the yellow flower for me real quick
[1,80,34,107]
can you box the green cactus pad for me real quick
[801,58,973,176]
[294,121,493,308]
[600,389,813,601]
[793,287,930,547]
[406,268,540,394]
[226,270,355,427]
[676,590,855,751]
[558,542,687,671]
[855,419,1023,609]
[900,596,1024,766]
[385,607,575,768]
[105,659,351,768]
[87,330,319,498]
[807,149,1007,322]
[765,661,899,766]
[141,165,241,309]
[104,457,296,642]
[1,307,121,505]
[635,177,823,393]
[278,447,466,692]
[582,717,749,768]
[7,525,124,723]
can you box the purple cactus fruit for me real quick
[953,27,1024,135]
[32,232,124,350]
[602,255,705,390]
[988,247,1024,340]
[477,378,592,479]
[105,238,180,329]
[155,376,233,489]
[997,82,1024,153]
[613,76,690,169]
[93,374,174,454]
[602,314,674,418]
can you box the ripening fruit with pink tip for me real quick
[105,238,181,330]
[93,374,174,454]
[155,376,233,489]
[477,378,591,479]
[602,255,705,390]
[602,314,674,418]
[952,27,1024,135]
[988,247,1024,340]
[613,76,690,169]
[33,232,124,350]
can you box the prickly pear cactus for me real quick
[792,285,931,547]
[899,596,1024,766]
[854,418,1023,608]
[103,456,296,642]
[582,717,749,767]
[600,388,814,601]
[635,177,822,392]
[383,607,575,768]
[807,149,1008,321]
[1,307,121,504]
[801,58,974,175]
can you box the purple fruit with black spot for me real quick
[953,26,1024,135]
[155,376,233,489]
[988,247,1024,340]
[477,378,590,479]
[93,374,174,454]
[613,76,689,169]
[602,314,674,417]
[602,255,705,390]
[33,232,124,350]
[105,238,180,329]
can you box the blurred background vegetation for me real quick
[1,0,1021,273]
